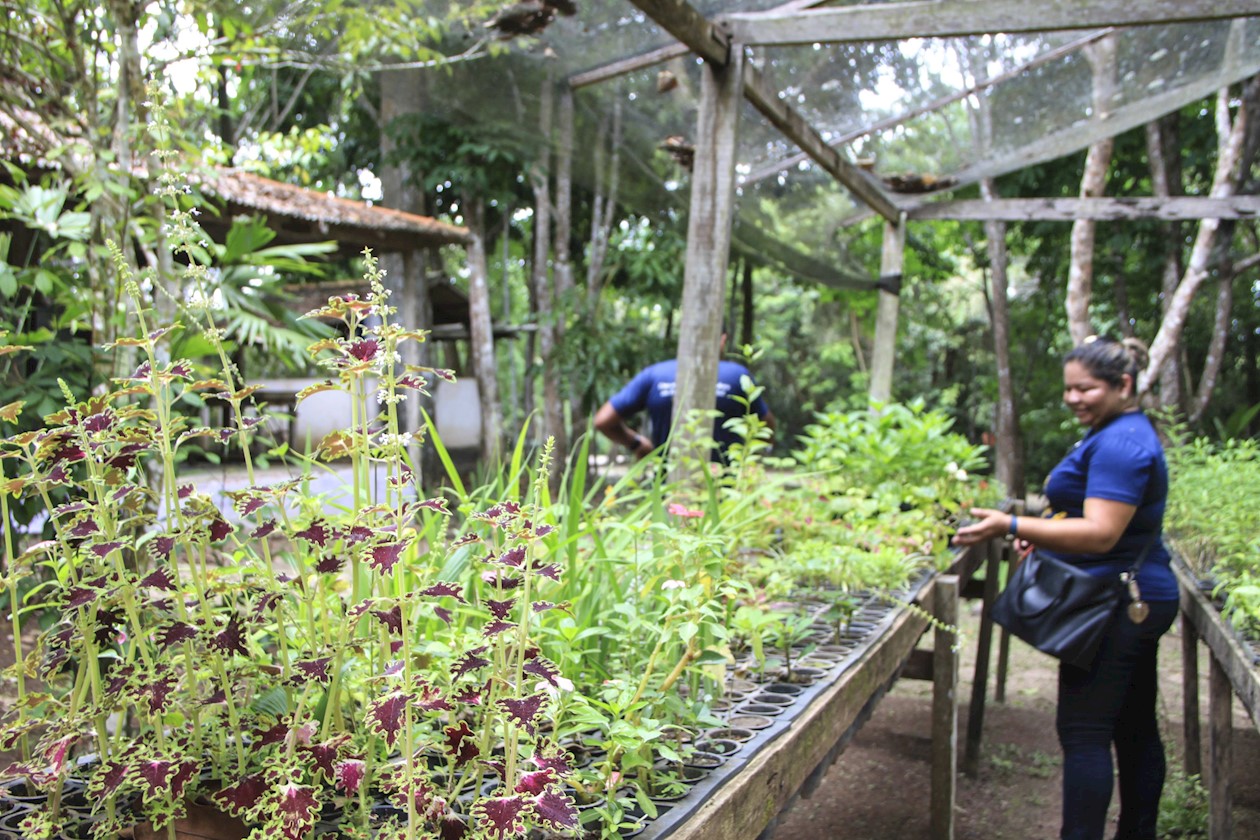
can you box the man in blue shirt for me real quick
[593,331,774,461]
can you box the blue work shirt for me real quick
[608,359,769,454]
[1042,411,1178,602]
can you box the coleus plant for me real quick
[0,249,581,840]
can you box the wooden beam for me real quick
[567,43,690,89]
[724,0,1260,46]
[743,61,901,222]
[732,221,877,290]
[907,196,1260,222]
[672,50,744,477]
[623,0,731,66]
[1182,614,1203,780]
[869,218,904,403]
[1209,654,1235,840]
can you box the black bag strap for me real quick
[1123,533,1160,578]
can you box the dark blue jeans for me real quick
[1056,598,1179,840]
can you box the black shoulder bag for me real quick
[991,536,1157,670]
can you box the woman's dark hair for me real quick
[1064,335,1149,389]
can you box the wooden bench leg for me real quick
[964,540,1002,776]
[1209,653,1233,840]
[932,575,959,840]
[1183,613,1202,780]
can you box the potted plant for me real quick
[0,253,581,840]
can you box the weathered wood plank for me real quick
[742,62,901,222]
[907,196,1260,222]
[663,580,937,840]
[567,43,690,89]
[869,219,904,403]
[932,575,959,840]
[1210,654,1234,840]
[624,0,730,65]
[724,0,1260,46]
[1173,558,1260,728]
[964,541,1003,776]
[672,50,743,476]
[1183,614,1204,779]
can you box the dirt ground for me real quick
[773,604,1260,840]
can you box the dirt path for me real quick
[774,604,1260,840]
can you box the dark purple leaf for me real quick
[68,519,99,538]
[417,497,449,514]
[234,495,266,517]
[334,759,365,795]
[530,749,572,778]
[498,695,546,735]
[514,768,556,796]
[534,524,556,538]
[253,722,290,747]
[368,691,411,747]
[533,564,562,582]
[416,683,452,713]
[531,601,565,614]
[170,760,198,799]
[346,338,380,362]
[388,465,414,489]
[208,516,233,543]
[480,570,522,590]
[64,576,105,608]
[474,796,529,839]
[150,535,176,558]
[140,670,179,714]
[202,688,227,705]
[532,790,579,831]
[294,519,331,546]
[52,500,88,518]
[452,648,490,679]
[486,598,515,620]
[209,614,249,657]
[212,773,268,817]
[345,525,374,544]
[290,658,332,685]
[300,736,348,780]
[274,782,319,840]
[140,567,176,591]
[455,684,485,706]
[451,532,480,547]
[369,540,408,574]
[156,622,198,649]
[252,592,280,617]
[82,411,115,434]
[250,520,277,540]
[177,484,194,499]
[421,582,465,602]
[434,606,452,624]
[136,759,175,798]
[89,760,129,799]
[483,620,515,637]
[314,554,343,575]
[522,657,560,688]
[382,660,405,678]
[444,721,479,766]
[90,541,124,558]
[498,546,526,567]
[372,605,402,635]
[94,607,123,645]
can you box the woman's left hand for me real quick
[951,507,1012,547]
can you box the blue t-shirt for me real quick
[608,359,769,453]
[1042,411,1178,602]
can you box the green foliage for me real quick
[1158,766,1208,838]
[1165,435,1260,634]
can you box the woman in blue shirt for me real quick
[955,336,1179,840]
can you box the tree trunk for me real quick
[1189,264,1234,426]
[465,196,503,466]
[1066,35,1117,346]
[982,184,1024,498]
[530,74,565,464]
[585,102,623,314]
[1147,116,1187,413]
[1143,80,1255,392]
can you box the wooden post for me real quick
[672,46,744,476]
[931,574,959,840]
[963,539,1002,776]
[1208,653,1233,840]
[1183,613,1203,779]
[869,217,905,403]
